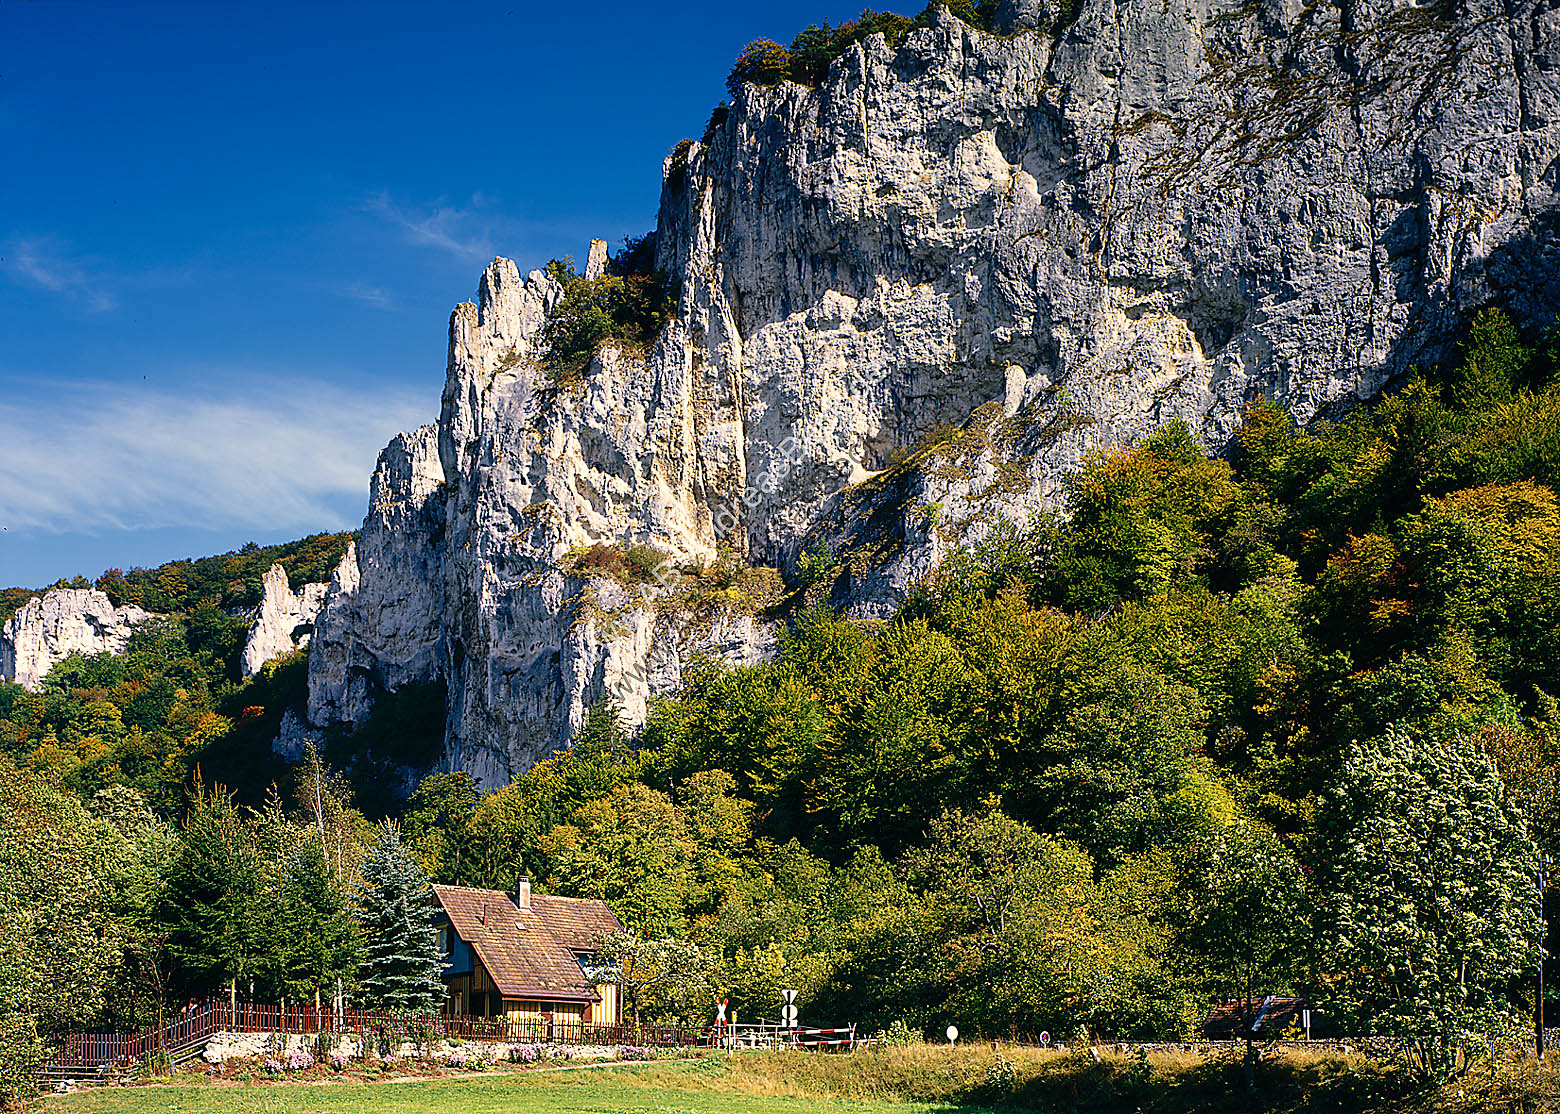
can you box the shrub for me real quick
[666,138,696,191]
[330,1053,349,1072]
[726,39,791,96]
[611,232,657,277]
[262,1057,283,1075]
[794,538,838,590]
[285,1049,315,1071]
[982,1052,1018,1099]
[540,264,673,381]
[568,541,673,586]
[734,5,1003,96]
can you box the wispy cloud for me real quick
[333,281,398,309]
[0,377,431,535]
[2,238,117,311]
[365,191,496,263]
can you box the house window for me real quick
[437,927,454,956]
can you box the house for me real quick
[430,878,624,1026]
[1202,996,1312,1040]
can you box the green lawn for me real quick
[41,1062,961,1114]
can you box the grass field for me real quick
[35,1044,1560,1114]
[40,1061,960,1114]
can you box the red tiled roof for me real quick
[431,885,623,1002]
[1203,996,1307,1039]
[529,893,624,951]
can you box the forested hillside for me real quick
[394,309,1558,1040]
[0,531,354,627]
[1,310,1556,1088]
[0,532,356,813]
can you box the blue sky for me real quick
[0,0,870,587]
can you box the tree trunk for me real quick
[1244,1034,1256,1109]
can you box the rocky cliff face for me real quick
[1,590,156,691]
[308,0,1560,786]
[240,563,329,677]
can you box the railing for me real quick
[711,1022,862,1051]
[43,1000,705,1073]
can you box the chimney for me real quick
[516,876,531,909]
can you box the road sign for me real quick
[716,1000,727,1023]
[782,1005,798,1027]
[1039,1031,1050,1047]
[946,1025,958,1045]
[782,989,798,1005]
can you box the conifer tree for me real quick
[356,823,445,1013]
[157,781,262,998]
[275,837,360,1003]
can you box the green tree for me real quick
[403,771,479,881]
[356,823,445,1014]
[593,930,714,1025]
[0,767,129,1101]
[906,806,1162,1036]
[537,784,699,937]
[157,781,262,999]
[1452,308,1531,411]
[272,837,361,1005]
[1173,822,1309,1098]
[726,39,791,96]
[1316,725,1542,1081]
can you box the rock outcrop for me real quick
[240,564,329,677]
[1,590,155,691]
[308,0,1560,785]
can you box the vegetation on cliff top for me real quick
[726,3,1022,102]
[539,235,672,383]
[0,531,353,631]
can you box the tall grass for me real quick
[643,1043,1560,1113]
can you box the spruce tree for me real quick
[356,823,446,1013]
[276,837,361,1003]
[158,782,262,999]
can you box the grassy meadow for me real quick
[36,1045,1560,1114]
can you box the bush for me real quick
[540,263,673,381]
[726,39,791,97]
[568,542,673,586]
[731,5,1001,96]
[666,139,696,191]
[878,1018,921,1047]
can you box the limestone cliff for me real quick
[309,0,1560,785]
[1,590,155,691]
[240,563,329,678]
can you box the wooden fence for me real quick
[45,999,705,1074]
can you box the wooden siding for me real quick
[593,982,621,1025]
[446,954,607,1022]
